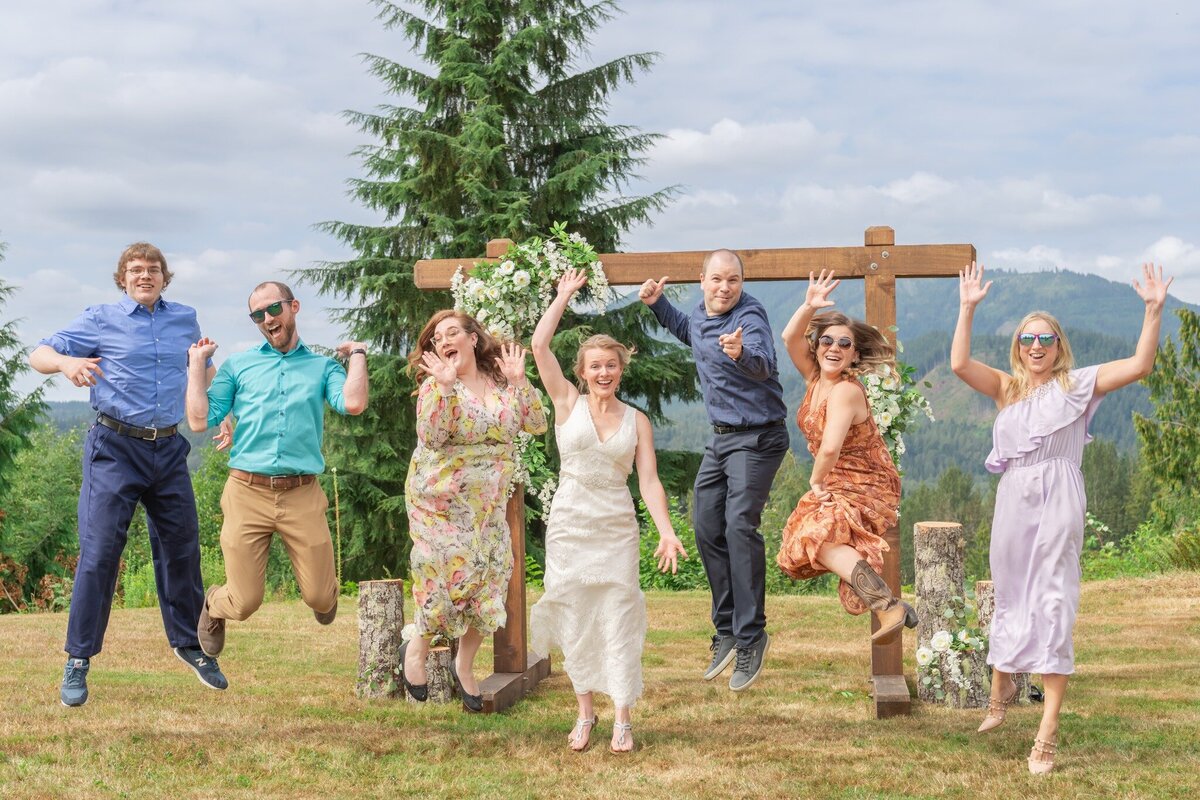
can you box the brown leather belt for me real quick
[229,468,316,490]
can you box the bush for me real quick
[638,500,709,591]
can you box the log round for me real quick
[356,578,406,700]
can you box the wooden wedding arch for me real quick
[415,226,976,716]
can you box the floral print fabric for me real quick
[405,376,547,639]
[777,378,900,614]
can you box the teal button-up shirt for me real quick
[206,339,348,475]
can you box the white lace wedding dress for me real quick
[530,399,646,708]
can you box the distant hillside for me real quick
[652,269,1196,482]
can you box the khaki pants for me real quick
[207,475,338,622]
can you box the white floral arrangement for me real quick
[860,346,935,470]
[450,221,611,341]
[915,595,987,702]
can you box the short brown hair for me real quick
[113,242,173,290]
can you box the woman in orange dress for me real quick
[776,270,916,643]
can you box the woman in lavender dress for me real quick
[951,261,1172,775]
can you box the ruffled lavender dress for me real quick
[985,366,1102,676]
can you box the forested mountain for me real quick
[652,268,1197,482]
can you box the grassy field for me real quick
[2,573,1198,799]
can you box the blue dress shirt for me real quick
[650,292,787,428]
[205,339,348,475]
[39,296,204,428]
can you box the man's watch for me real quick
[349,348,368,358]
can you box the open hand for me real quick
[556,267,589,298]
[959,261,992,307]
[718,326,743,361]
[61,356,104,387]
[805,269,839,309]
[1132,262,1173,311]
[213,417,234,451]
[638,275,669,306]
[418,350,458,389]
[495,342,529,386]
[654,534,688,574]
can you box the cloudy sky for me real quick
[2,0,1197,401]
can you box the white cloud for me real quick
[1142,236,1200,270]
[652,118,842,170]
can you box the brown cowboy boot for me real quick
[849,560,918,642]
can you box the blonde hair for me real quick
[572,334,633,392]
[1003,311,1075,406]
[805,311,895,378]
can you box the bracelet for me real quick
[349,348,367,358]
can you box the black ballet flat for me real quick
[398,641,428,702]
[449,653,483,713]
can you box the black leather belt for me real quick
[97,413,178,441]
[712,419,786,435]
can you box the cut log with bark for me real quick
[407,643,459,704]
[356,578,405,700]
[974,580,1032,704]
[913,521,988,708]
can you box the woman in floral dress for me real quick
[776,271,917,643]
[952,261,1172,774]
[402,310,547,711]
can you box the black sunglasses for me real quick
[818,335,854,349]
[1018,333,1058,347]
[249,301,289,323]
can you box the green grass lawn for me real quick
[2,574,1198,799]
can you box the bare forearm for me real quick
[638,477,675,537]
[1131,304,1165,375]
[532,294,570,353]
[186,364,210,431]
[343,357,369,415]
[782,302,815,347]
[29,345,65,375]
[950,304,976,373]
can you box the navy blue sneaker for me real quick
[60,657,90,707]
[173,646,229,690]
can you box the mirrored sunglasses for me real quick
[818,335,854,349]
[1018,333,1058,347]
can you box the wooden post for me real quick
[974,580,1031,703]
[862,227,910,718]
[356,578,405,699]
[478,489,552,713]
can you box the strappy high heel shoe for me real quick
[1028,737,1057,774]
[977,682,1018,733]
[610,721,634,754]
[568,715,598,752]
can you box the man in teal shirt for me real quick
[185,281,368,661]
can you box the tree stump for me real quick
[406,641,459,704]
[974,580,1032,703]
[913,521,988,708]
[356,578,405,699]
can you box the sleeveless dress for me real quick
[777,378,901,614]
[985,366,1102,675]
[530,400,646,708]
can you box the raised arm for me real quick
[807,382,867,494]
[531,268,586,419]
[496,343,548,436]
[632,412,687,574]
[186,338,219,431]
[951,262,1007,405]
[1095,263,1173,395]
[334,341,370,415]
[639,276,692,346]
[781,270,839,381]
[414,353,460,448]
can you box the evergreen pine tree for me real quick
[298,0,696,580]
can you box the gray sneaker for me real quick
[60,657,90,707]
[729,631,770,692]
[703,634,737,680]
[174,646,229,691]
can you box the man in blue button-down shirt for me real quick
[30,242,229,706]
[639,249,789,692]
[185,280,368,666]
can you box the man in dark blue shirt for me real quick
[640,249,788,691]
[30,242,228,706]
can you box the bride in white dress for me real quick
[530,267,687,754]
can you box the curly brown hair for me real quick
[407,310,507,391]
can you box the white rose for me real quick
[915,646,934,667]
[476,307,489,322]
[486,285,501,301]
[512,269,531,288]
[957,630,971,643]
[930,630,953,653]
[497,260,515,276]
[877,411,894,429]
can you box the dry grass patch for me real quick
[1,574,1198,799]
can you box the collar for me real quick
[257,337,310,357]
[119,295,168,315]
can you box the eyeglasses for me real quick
[818,335,854,349]
[1017,333,1058,347]
[249,301,289,323]
[126,267,163,277]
